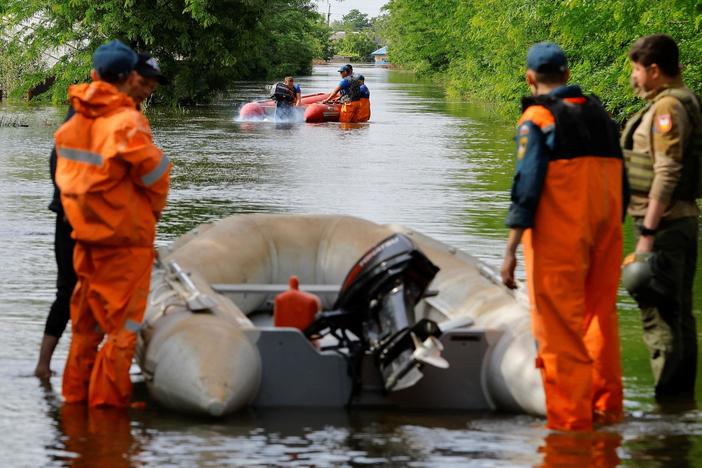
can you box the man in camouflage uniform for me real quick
[622,34,701,400]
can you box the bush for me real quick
[383,0,702,121]
[1,0,334,104]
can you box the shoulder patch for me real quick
[517,135,528,160]
[519,124,530,136]
[655,114,672,134]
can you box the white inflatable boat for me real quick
[136,214,545,417]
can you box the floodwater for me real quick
[1,64,701,466]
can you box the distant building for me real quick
[371,46,388,65]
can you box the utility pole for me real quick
[327,0,331,26]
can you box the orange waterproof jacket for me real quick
[55,81,170,246]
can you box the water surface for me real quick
[1,65,701,466]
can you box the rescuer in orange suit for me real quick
[500,42,629,431]
[55,39,170,407]
[324,64,363,123]
[357,74,371,122]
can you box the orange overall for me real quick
[55,81,170,407]
[508,86,625,430]
[340,100,362,123]
[357,97,371,122]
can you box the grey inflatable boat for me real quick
[136,214,545,417]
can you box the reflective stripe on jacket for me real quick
[55,81,170,246]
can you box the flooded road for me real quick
[1,64,701,466]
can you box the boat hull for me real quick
[137,263,261,416]
[239,93,327,120]
[139,214,546,416]
[304,102,341,123]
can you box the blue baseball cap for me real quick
[526,42,568,73]
[337,64,351,73]
[92,39,138,81]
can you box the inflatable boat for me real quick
[239,93,327,120]
[136,214,545,417]
[304,101,371,123]
[303,102,341,123]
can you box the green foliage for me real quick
[335,31,379,61]
[383,0,702,121]
[1,0,333,104]
[310,17,336,61]
[369,13,389,42]
[338,9,371,31]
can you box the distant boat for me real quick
[239,93,327,120]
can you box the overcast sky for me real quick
[314,0,388,22]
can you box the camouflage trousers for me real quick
[635,216,698,399]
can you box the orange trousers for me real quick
[357,98,371,122]
[524,158,624,431]
[62,243,153,407]
[340,100,362,123]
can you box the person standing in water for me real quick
[272,76,301,121]
[621,34,700,401]
[55,39,170,407]
[34,50,169,381]
[324,64,363,123]
[357,74,371,122]
[501,42,626,431]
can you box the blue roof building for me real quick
[371,46,389,65]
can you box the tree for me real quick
[340,9,371,31]
[1,0,332,104]
[335,31,379,61]
[382,0,702,121]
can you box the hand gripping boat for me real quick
[239,93,327,120]
[136,214,546,417]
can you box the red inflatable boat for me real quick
[239,93,327,120]
[303,102,342,123]
[304,100,371,123]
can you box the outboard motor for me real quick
[305,234,447,392]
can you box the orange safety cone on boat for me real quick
[274,276,321,331]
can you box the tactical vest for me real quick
[271,82,295,104]
[621,87,702,199]
[521,94,622,161]
[340,74,362,103]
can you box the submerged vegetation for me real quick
[382,0,702,120]
[0,0,332,104]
